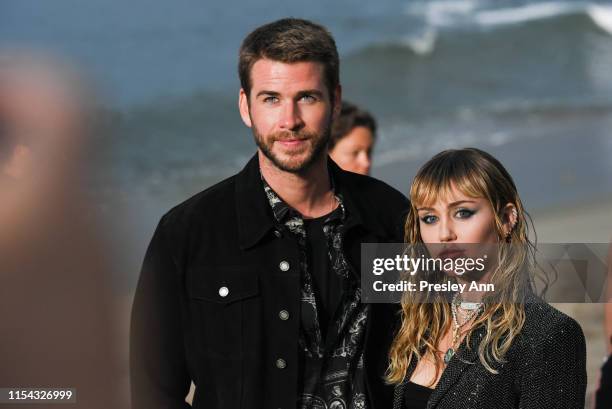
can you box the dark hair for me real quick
[329,101,377,149]
[238,18,339,98]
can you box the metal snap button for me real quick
[279,310,290,320]
[275,358,287,369]
[279,261,290,271]
[218,286,229,297]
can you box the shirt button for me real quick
[275,358,287,369]
[279,310,290,320]
[273,230,282,238]
[218,286,229,298]
[279,261,290,271]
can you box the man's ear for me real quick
[332,84,342,121]
[238,88,252,128]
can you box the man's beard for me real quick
[252,122,331,174]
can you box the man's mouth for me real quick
[276,138,307,148]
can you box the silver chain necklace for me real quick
[444,293,484,364]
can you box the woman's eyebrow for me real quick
[417,200,477,211]
[448,200,476,207]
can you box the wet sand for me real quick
[530,195,612,405]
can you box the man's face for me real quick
[239,59,339,173]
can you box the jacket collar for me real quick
[235,153,276,250]
[235,152,382,250]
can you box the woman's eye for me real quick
[455,208,475,219]
[420,215,437,224]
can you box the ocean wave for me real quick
[406,0,612,33]
[405,0,480,27]
[473,2,582,27]
[400,27,438,55]
[349,2,612,60]
[587,4,612,34]
[472,2,612,35]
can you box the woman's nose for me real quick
[439,218,457,242]
[357,151,371,175]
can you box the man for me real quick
[329,101,377,176]
[130,18,409,409]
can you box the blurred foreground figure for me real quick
[328,101,377,175]
[595,243,612,409]
[0,53,124,408]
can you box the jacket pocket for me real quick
[187,266,259,358]
[189,265,259,304]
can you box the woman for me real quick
[328,101,376,175]
[388,148,586,408]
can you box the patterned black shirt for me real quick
[262,177,369,409]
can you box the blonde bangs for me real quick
[410,166,490,210]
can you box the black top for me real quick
[303,214,343,339]
[262,177,371,408]
[404,382,433,409]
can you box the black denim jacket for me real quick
[130,153,410,409]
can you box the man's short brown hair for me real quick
[238,18,339,98]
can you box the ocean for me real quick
[2,0,612,288]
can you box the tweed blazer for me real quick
[392,298,586,409]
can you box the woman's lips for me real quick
[437,249,466,259]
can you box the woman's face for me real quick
[329,126,374,175]
[416,185,500,245]
[415,184,505,279]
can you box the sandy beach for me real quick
[530,195,612,405]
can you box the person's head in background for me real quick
[0,52,93,187]
[328,101,376,175]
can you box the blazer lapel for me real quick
[393,357,419,409]
[426,324,486,408]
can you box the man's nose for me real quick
[279,102,304,131]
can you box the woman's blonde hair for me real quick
[387,148,538,385]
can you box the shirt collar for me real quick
[261,171,345,226]
[235,153,378,250]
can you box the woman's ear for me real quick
[501,203,518,239]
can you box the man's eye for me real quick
[300,95,316,103]
[263,96,279,104]
[420,215,437,224]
